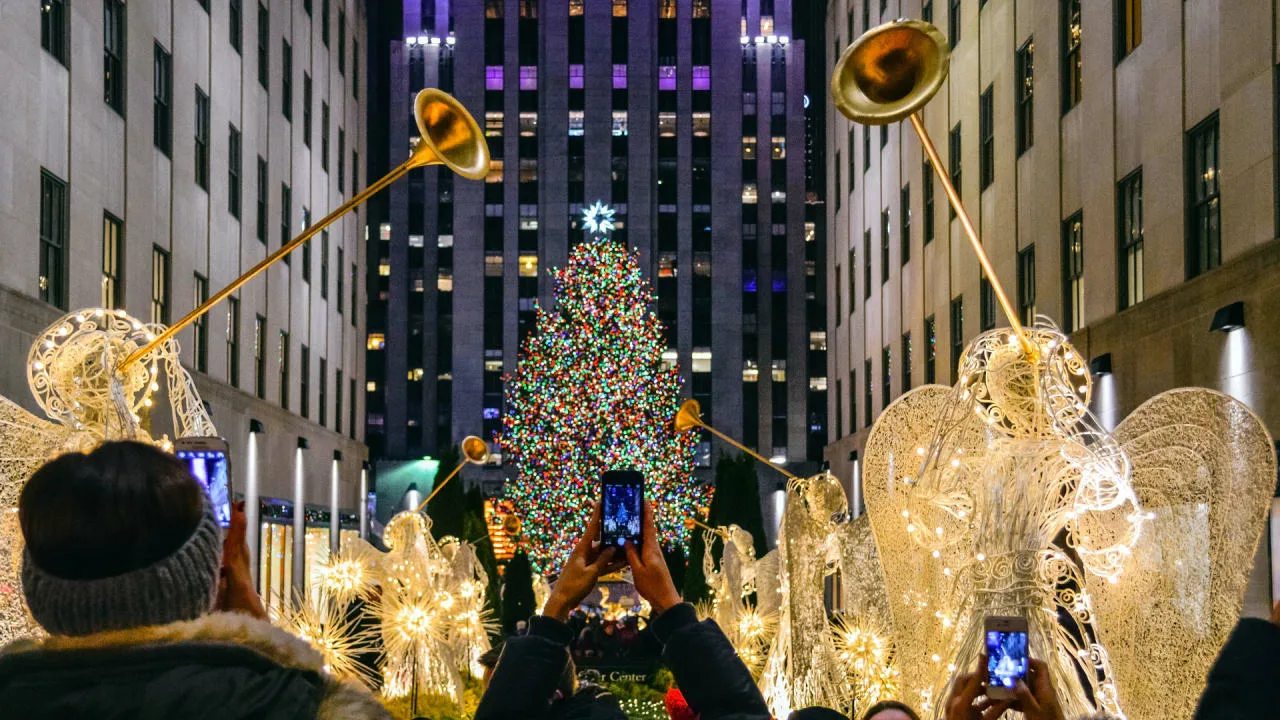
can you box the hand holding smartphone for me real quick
[984,615,1029,700]
[174,436,233,529]
[600,469,644,548]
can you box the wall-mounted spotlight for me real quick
[1210,301,1245,333]
[249,418,264,433]
[1089,353,1113,376]
[297,436,310,450]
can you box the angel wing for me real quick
[1090,388,1275,720]
[835,513,893,633]
[861,384,986,715]
[0,394,85,508]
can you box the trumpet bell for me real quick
[461,435,490,464]
[411,88,490,180]
[674,399,703,433]
[831,18,949,125]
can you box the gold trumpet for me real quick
[832,19,1037,362]
[414,435,490,513]
[675,399,797,480]
[120,88,490,370]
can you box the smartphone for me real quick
[600,470,644,547]
[174,437,233,529]
[984,615,1029,700]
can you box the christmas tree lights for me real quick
[500,206,704,573]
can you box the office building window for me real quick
[279,331,290,410]
[924,314,937,384]
[864,358,873,427]
[319,232,330,299]
[1062,0,1082,112]
[980,85,994,190]
[350,262,357,325]
[336,246,345,313]
[302,73,311,147]
[151,246,170,325]
[881,346,892,408]
[41,0,68,65]
[338,10,346,74]
[154,44,173,155]
[338,129,345,192]
[228,125,242,219]
[319,357,328,426]
[1017,245,1036,326]
[282,41,292,120]
[226,297,240,387]
[1062,212,1084,332]
[847,247,856,314]
[1118,0,1141,59]
[864,126,871,172]
[280,183,291,251]
[949,123,961,217]
[254,315,266,399]
[102,213,123,309]
[923,161,935,243]
[900,185,911,265]
[257,3,269,89]
[923,0,934,24]
[980,276,995,331]
[300,345,310,418]
[863,230,872,300]
[1187,113,1220,277]
[256,157,268,242]
[301,208,311,280]
[321,0,330,46]
[230,0,242,53]
[1016,39,1034,154]
[195,87,210,189]
[881,210,890,283]
[949,296,964,383]
[104,0,126,114]
[336,369,344,434]
[835,379,842,438]
[1118,169,1144,309]
[193,274,208,373]
[833,151,841,210]
[353,40,359,98]
[902,332,913,390]
[39,170,67,309]
[321,103,329,171]
[948,0,961,46]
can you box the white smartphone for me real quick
[984,615,1029,700]
[173,436,232,529]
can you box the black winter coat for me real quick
[475,603,771,720]
[0,612,389,720]
[1194,617,1280,720]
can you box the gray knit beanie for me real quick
[21,492,222,636]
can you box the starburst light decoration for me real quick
[500,230,704,573]
[581,200,616,236]
[831,614,901,712]
[278,588,379,687]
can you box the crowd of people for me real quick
[566,609,645,664]
[0,440,1277,720]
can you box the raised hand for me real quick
[623,500,682,617]
[542,502,625,622]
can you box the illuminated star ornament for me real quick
[581,200,616,237]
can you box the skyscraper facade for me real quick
[826,0,1280,614]
[1,1,369,607]
[370,0,826,509]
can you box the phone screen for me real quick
[177,449,232,528]
[986,629,1029,691]
[601,470,644,547]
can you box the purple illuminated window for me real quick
[658,66,676,91]
[772,273,786,292]
[483,407,500,419]
[743,270,758,292]
[612,64,627,89]
[485,66,503,90]
[692,66,710,90]
[569,64,584,89]
[519,66,538,90]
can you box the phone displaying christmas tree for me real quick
[500,202,705,574]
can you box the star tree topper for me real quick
[582,201,616,237]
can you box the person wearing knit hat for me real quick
[0,440,390,720]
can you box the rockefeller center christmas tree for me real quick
[500,202,706,573]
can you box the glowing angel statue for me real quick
[0,308,215,643]
[862,319,1275,719]
[696,523,777,675]
[760,472,853,718]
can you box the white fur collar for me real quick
[3,611,324,672]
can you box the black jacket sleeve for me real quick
[474,615,574,720]
[651,603,772,720]
[1194,617,1280,720]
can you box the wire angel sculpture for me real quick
[696,523,777,675]
[861,319,1275,719]
[0,308,215,644]
[760,472,854,718]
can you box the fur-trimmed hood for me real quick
[0,612,389,720]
